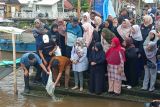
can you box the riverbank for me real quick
[21,74,160,103]
[0,64,159,103]
[22,84,153,103]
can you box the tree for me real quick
[71,0,90,12]
[81,0,90,12]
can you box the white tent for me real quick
[18,0,60,5]
[0,26,25,94]
[36,0,60,5]
[0,26,24,34]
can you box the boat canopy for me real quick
[0,26,25,35]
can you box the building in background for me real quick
[0,0,21,18]
[14,0,73,19]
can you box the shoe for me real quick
[108,91,114,95]
[65,87,69,90]
[113,93,120,96]
[122,84,127,87]
[127,85,132,89]
[80,87,83,92]
[141,88,147,91]
[24,88,30,93]
[71,86,78,90]
[149,88,155,92]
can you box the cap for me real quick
[43,34,49,43]
[73,17,78,23]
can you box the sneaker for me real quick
[80,87,83,92]
[122,84,127,87]
[127,85,132,89]
[141,88,148,91]
[71,86,78,90]
[24,88,30,93]
[65,87,69,90]
[149,88,155,92]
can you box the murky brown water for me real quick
[0,51,143,107]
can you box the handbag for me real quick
[146,60,156,69]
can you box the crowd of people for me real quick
[20,4,160,96]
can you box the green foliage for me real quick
[81,0,90,12]
[71,0,90,12]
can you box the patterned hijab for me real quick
[117,19,131,40]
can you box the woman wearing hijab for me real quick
[80,12,95,48]
[87,17,102,57]
[99,19,114,36]
[130,25,143,50]
[87,30,101,57]
[89,42,106,95]
[142,41,157,92]
[81,12,92,24]
[124,37,139,88]
[94,16,102,32]
[143,30,158,47]
[141,15,153,43]
[130,25,144,82]
[112,17,119,33]
[117,19,131,42]
[106,37,126,95]
[101,28,115,52]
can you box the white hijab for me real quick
[130,25,143,41]
[81,12,91,24]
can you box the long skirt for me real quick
[89,65,106,94]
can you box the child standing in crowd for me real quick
[142,41,157,92]
[89,42,106,95]
[106,37,126,95]
[71,38,88,91]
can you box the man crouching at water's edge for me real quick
[20,53,49,93]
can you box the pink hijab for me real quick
[82,22,94,47]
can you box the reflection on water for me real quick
[0,51,143,107]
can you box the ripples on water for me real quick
[0,51,143,107]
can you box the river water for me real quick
[0,51,143,107]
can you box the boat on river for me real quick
[0,26,36,53]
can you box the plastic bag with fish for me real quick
[45,70,55,97]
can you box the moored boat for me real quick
[0,26,36,53]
